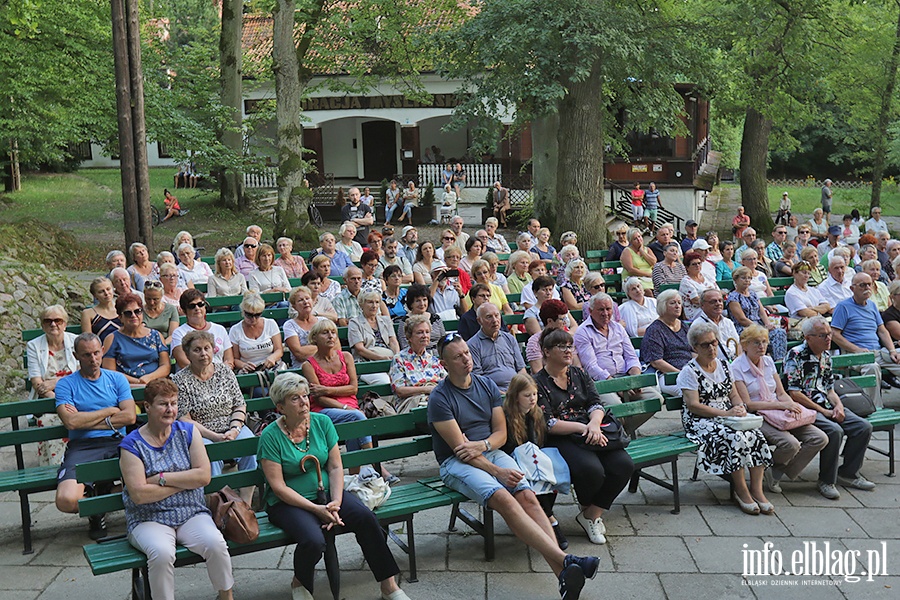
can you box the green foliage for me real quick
[485,187,493,209]
[379,178,389,205]
[508,195,535,231]
[422,182,435,208]
[0,0,115,167]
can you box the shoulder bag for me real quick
[209,485,259,544]
[757,406,817,431]
[833,377,877,417]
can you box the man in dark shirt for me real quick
[428,334,599,599]
[458,284,492,340]
[648,224,676,262]
[341,187,374,246]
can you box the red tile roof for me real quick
[242,1,477,78]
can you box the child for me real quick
[502,373,571,550]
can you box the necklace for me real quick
[282,417,311,452]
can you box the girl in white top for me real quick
[228,292,283,374]
[247,243,291,294]
[360,187,375,208]
[619,277,659,337]
[206,248,248,298]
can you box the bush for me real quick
[422,183,435,207]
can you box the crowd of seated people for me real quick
[26,205,900,599]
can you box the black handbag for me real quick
[833,377,877,417]
[572,412,630,451]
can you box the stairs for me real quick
[693,150,721,192]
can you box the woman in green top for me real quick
[258,373,411,600]
[506,250,534,295]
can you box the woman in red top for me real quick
[300,319,398,482]
[631,182,645,228]
[163,189,182,222]
[732,206,751,241]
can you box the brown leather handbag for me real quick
[209,485,259,544]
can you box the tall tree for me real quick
[437,0,706,248]
[705,0,836,231]
[218,0,246,210]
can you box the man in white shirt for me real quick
[865,207,889,234]
[691,239,717,284]
[449,216,470,253]
[691,289,741,362]
[817,256,853,308]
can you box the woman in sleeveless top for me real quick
[81,276,121,342]
[300,319,398,482]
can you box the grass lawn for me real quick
[718,182,900,217]
[0,168,268,268]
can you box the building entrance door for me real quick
[362,120,397,181]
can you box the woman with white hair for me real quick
[229,291,284,375]
[171,231,200,264]
[808,208,828,242]
[506,250,533,295]
[640,289,693,396]
[559,231,578,248]
[28,305,78,399]
[530,227,559,265]
[176,243,212,286]
[274,236,308,278]
[556,244,581,285]
[150,251,193,289]
[560,258,589,311]
[159,263,188,312]
[348,290,399,385]
[619,277,658,337]
[206,248,247,298]
[127,242,153,291]
[337,222,363,261]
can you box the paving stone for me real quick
[0,538,45,565]
[685,536,761,574]
[626,505,712,536]
[659,573,754,600]
[0,592,41,600]
[781,485,865,508]
[845,507,900,538]
[844,482,900,508]
[775,506,868,538]
[608,536,697,573]
[229,546,286,570]
[1,566,61,591]
[698,505,792,537]
[448,534,530,572]
[36,566,128,600]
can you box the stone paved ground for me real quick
[3,403,900,599]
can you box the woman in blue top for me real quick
[258,373,410,600]
[119,378,234,600]
[102,293,170,386]
[382,264,409,320]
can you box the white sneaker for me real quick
[817,481,841,500]
[837,475,876,491]
[575,511,607,544]
[764,469,783,494]
[292,586,314,600]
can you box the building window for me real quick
[157,141,172,159]
[68,141,92,161]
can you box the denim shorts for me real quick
[440,449,531,507]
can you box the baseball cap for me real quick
[685,220,698,227]
[691,239,711,251]
[828,225,841,236]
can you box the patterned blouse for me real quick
[389,348,447,391]
[173,363,245,434]
[783,341,835,408]
[562,279,590,305]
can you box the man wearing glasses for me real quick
[766,226,788,262]
[784,316,875,500]
[428,334,600,600]
[690,289,741,362]
[54,332,136,539]
[831,272,900,394]
[235,236,260,276]
[234,224,262,259]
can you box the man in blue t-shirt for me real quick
[831,272,900,401]
[54,332,135,538]
[428,334,599,600]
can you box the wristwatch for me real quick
[158,473,167,487]
[484,440,492,452]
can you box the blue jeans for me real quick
[202,425,257,477]
[440,449,531,507]
[385,203,398,223]
[318,408,371,450]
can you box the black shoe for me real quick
[88,514,107,540]
[553,522,568,550]
[564,554,599,580]
[558,564,585,600]
[882,380,892,391]
[885,374,900,388]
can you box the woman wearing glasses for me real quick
[102,293,170,386]
[229,291,284,375]
[606,226,629,263]
[27,305,78,399]
[142,280,178,346]
[171,289,233,370]
[158,263,188,313]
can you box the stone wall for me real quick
[0,221,92,402]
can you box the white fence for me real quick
[418,163,502,189]
[767,178,898,190]
[244,168,278,189]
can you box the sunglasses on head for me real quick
[144,280,163,289]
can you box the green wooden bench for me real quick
[0,398,68,554]
[77,409,493,598]
[596,374,698,514]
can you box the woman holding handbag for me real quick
[534,328,634,545]
[120,378,234,600]
[732,325,827,496]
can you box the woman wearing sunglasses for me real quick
[101,293,171,386]
[27,305,78,399]
[229,291,284,375]
[171,289,234,371]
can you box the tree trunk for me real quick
[219,0,246,211]
[111,0,140,249]
[126,0,152,249]
[739,107,774,233]
[531,113,559,232]
[4,139,21,192]
[554,60,607,249]
[870,1,900,211]
[272,0,318,244]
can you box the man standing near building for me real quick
[429,334,600,600]
[341,187,374,246]
[54,332,136,539]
